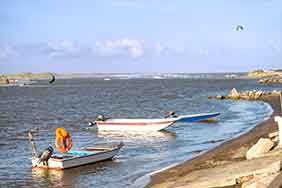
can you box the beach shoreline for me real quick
[148,93,282,188]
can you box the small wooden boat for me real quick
[91,112,220,132]
[32,143,123,170]
[95,118,177,131]
[176,112,220,122]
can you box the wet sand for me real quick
[149,94,282,188]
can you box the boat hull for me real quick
[176,112,220,122]
[93,112,220,132]
[96,119,176,131]
[32,144,122,170]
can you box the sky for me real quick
[0,0,281,73]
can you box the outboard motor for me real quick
[37,146,54,166]
[88,121,96,127]
[165,111,178,118]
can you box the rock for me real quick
[254,91,263,99]
[248,91,256,99]
[274,116,282,147]
[271,136,279,143]
[268,132,279,143]
[268,132,278,139]
[242,172,280,188]
[235,174,254,184]
[215,95,225,100]
[258,79,265,84]
[229,88,240,98]
[246,138,274,160]
[241,92,250,100]
[231,146,249,160]
[254,160,282,176]
[259,174,279,186]
[242,181,267,188]
[256,173,280,186]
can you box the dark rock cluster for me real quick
[208,88,282,100]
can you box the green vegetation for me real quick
[2,72,52,80]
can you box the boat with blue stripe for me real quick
[175,112,221,122]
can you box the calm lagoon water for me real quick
[0,78,279,188]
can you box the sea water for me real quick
[0,77,280,188]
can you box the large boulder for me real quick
[274,116,282,147]
[242,172,279,188]
[246,138,274,160]
[228,88,240,99]
[268,132,278,139]
[268,131,279,143]
[254,91,263,99]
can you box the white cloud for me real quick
[93,39,187,59]
[0,45,18,59]
[94,38,145,58]
[0,39,186,62]
[46,40,87,58]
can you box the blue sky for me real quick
[0,0,281,73]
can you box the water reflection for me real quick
[96,130,176,140]
[32,160,121,187]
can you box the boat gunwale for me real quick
[95,120,176,126]
[50,146,122,162]
[95,112,220,126]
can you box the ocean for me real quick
[0,77,280,188]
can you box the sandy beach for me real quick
[149,93,282,188]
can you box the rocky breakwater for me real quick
[258,78,282,84]
[247,70,282,78]
[247,69,282,85]
[208,88,282,101]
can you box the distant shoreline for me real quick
[0,72,248,80]
[1,70,281,86]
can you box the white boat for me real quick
[32,143,123,170]
[92,112,220,132]
[95,118,177,132]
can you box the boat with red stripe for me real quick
[88,112,220,132]
[95,118,177,131]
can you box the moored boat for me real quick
[90,112,220,132]
[176,112,220,122]
[95,118,177,132]
[32,143,123,170]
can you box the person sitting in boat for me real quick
[165,111,178,118]
[96,114,106,121]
